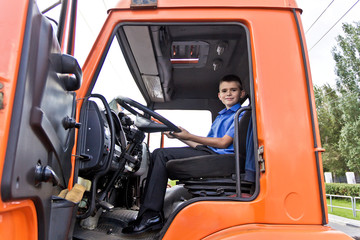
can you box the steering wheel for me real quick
[115,96,181,133]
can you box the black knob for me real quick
[35,164,63,188]
[63,116,81,129]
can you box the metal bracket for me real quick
[258,145,265,172]
[0,82,3,110]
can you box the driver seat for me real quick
[166,109,254,197]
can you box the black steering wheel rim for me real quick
[115,96,181,132]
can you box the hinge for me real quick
[315,147,325,152]
[258,145,265,172]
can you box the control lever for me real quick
[124,153,138,172]
[35,164,64,188]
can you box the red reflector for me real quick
[170,59,199,64]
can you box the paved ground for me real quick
[328,214,360,239]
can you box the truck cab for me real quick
[0,0,353,239]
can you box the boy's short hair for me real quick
[219,75,243,90]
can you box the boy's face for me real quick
[218,81,245,109]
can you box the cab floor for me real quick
[73,209,161,240]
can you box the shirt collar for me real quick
[218,103,241,115]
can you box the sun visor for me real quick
[123,26,158,75]
[124,26,165,102]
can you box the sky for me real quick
[297,0,360,87]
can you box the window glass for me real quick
[92,37,146,108]
[36,0,61,14]
[148,110,212,151]
[37,0,61,34]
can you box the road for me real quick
[328,214,360,239]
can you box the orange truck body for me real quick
[0,0,352,239]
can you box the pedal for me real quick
[98,201,114,211]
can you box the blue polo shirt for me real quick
[207,103,243,154]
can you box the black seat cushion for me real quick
[167,154,245,180]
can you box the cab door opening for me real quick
[73,22,256,239]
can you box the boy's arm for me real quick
[178,139,201,148]
[164,131,201,148]
[172,127,233,149]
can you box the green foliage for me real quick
[339,115,360,173]
[332,21,360,95]
[314,21,360,174]
[321,143,347,176]
[325,183,360,197]
[314,85,348,175]
[314,84,343,145]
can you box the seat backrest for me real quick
[237,110,252,172]
[167,108,254,196]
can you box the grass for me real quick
[326,197,360,220]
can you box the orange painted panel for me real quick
[0,1,38,239]
[202,224,353,240]
[0,0,29,182]
[113,0,299,10]
[0,201,38,240]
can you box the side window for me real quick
[36,1,62,41]
[148,110,212,151]
[36,1,62,21]
[92,37,146,105]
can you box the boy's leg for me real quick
[139,147,213,216]
[123,146,215,234]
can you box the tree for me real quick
[331,21,360,173]
[332,21,360,95]
[314,84,348,176]
[315,21,360,175]
[338,91,360,173]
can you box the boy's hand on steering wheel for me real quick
[172,126,191,140]
[164,127,191,140]
[164,131,176,139]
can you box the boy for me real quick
[123,75,246,234]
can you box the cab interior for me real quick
[73,22,257,239]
